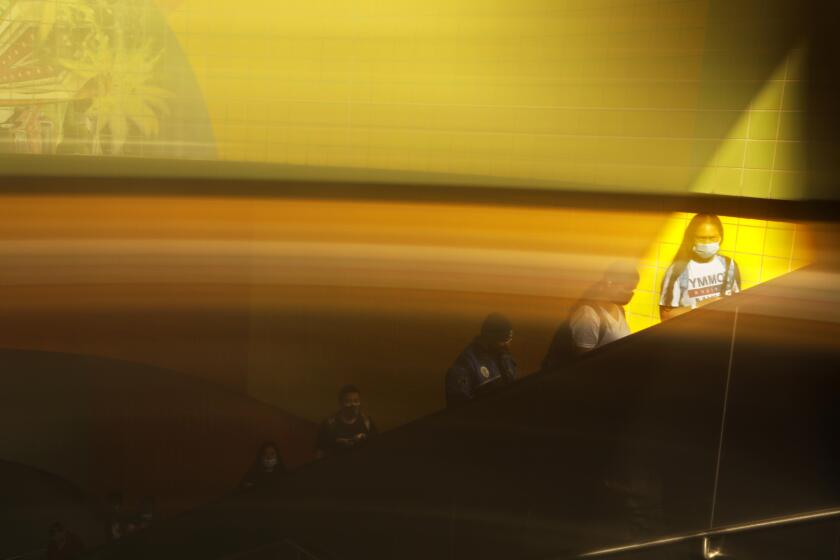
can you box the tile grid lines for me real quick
[161,2,800,176]
[759,220,768,282]
[756,38,787,281]
[625,0,667,322]
[737,89,754,196]
[767,45,792,199]
[626,213,803,332]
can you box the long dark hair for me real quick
[662,214,725,302]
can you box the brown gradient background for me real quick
[0,193,665,430]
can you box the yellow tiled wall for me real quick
[626,214,813,332]
[0,0,811,199]
[691,46,807,199]
[624,43,813,331]
[164,0,713,192]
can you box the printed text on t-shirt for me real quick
[686,272,725,299]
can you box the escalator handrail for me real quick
[572,507,840,559]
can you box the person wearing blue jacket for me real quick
[445,313,517,407]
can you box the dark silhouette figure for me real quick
[103,491,125,543]
[239,441,287,492]
[136,496,156,530]
[315,385,377,458]
[445,313,517,407]
[46,522,84,560]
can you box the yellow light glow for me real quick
[626,213,813,333]
[691,45,807,199]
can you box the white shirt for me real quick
[660,256,740,309]
[569,304,631,350]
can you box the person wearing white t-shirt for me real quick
[541,262,638,371]
[569,300,632,351]
[659,213,741,321]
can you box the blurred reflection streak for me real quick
[0,239,640,293]
[0,196,662,248]
[0,242,832,321]
[0,197,667,319]
[0,195,829,431]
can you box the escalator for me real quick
[89,266,840,559]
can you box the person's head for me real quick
[258,441,280,471]
[678,214,725,263]
[479,313,514,351]
[600,262,639,306]
[338,385,362,420]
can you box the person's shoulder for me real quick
[457,340,483,362]
[712,254,736,272]
[571,303,599,322]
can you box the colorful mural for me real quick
[0,0,212,157]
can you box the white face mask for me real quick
[262,456,278,469]
[693,241,720,260]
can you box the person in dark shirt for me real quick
[315,385,377,458]
[239,441,287,491]
[136,496,155,530]
[445,313,517,407]
[123,516,139,536]
[47,522,84,560]
[103,491,124,543]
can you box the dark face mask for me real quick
[493,340,512,354]
[482,330,512,352]
[343,404,360,418]
[613,289,635,306]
